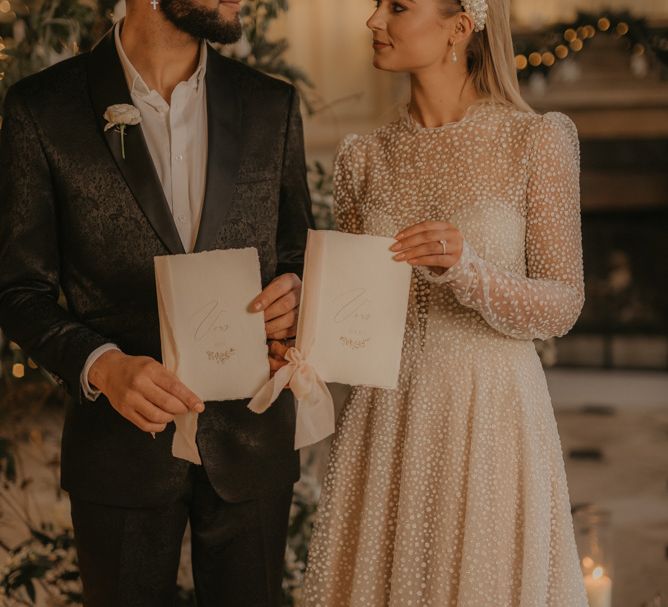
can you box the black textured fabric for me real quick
[0,30,313,507]
[70,466,293,607]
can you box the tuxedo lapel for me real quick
[87,29,185,255]
[193,49,242,253]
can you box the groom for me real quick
[0,0,313,603]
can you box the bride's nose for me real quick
[366,8,386,31]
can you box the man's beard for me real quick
[160,0,243,45]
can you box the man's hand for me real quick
[88,350,205,434]
[268,339,294,377]
[251,273,301,340]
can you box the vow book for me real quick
[154,248,269,464]
[248,229,412,450]
[297,229,412,387]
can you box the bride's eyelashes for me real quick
[374,0,408,14]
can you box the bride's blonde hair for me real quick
[440,0,533,113]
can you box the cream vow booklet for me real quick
[155,248,269,464]
[297,229,412,387]
[248,230,412,449]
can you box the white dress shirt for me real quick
[81,21,209,400]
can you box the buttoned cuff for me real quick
[80,343,121,401]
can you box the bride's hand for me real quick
[391,221,464,276]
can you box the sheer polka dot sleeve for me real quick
[333,135,364,235]
[419,112,585,340]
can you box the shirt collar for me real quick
[114,20,208,102]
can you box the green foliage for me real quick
[0,528,82,605]
[0,437,17,483]
[308,160,334,230]
[228,0,315,111]
[0,0,317,117]
[0,0,102,113]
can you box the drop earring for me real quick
[451,41,458,64]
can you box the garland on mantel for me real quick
[513,11,668,81]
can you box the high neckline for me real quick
[400,99,495,134]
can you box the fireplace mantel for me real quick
[522,35,668,139]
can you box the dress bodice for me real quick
[333,101,584,342]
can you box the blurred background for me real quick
[0,0,667,605]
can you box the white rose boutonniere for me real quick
[103,104,142,160]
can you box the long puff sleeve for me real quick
[333,135,364,235]
[418,113,585,340]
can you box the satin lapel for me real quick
[193,49,242,253]
[87,29,185,255]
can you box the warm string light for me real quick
[513,13,652,76]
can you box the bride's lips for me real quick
[373,40,391,50]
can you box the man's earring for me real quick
[451,41,458,64]
[150,0,158,9]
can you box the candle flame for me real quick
[582,556,594,569]
[592,566,604,580]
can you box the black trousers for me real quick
[70,465,293,607]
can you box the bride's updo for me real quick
[440,0,533,112]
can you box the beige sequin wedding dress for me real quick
[303,102,589,607]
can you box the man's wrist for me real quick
[88,349,124,393]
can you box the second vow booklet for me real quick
[296,229,412,388]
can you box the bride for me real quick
[303,0,588,605]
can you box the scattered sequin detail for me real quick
[303,102,588,607]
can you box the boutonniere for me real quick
[103,104,142,160]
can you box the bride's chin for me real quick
[372,58,401,73]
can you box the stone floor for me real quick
[548,369,668,607]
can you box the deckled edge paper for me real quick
[155,247,269,465]
[307,230,412,389]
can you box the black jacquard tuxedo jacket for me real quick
[0,30,314,507]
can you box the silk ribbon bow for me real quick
[248,347,335,450]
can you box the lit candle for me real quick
[584,566,612,607]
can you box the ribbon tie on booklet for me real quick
[246,229,412,450]
[247,347,335,450]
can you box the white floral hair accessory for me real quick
[460,0,488,32]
